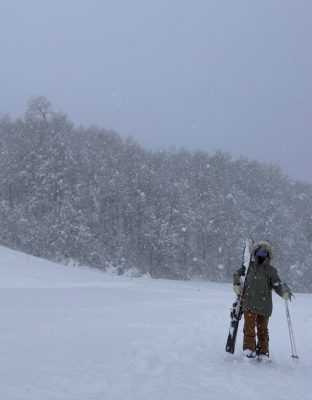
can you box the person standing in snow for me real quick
[233,240,291,361]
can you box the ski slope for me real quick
[0,246,311,400]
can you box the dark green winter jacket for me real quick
[233,258,284,317]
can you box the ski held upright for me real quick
[225,239,253,354]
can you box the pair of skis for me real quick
[225,239,252,354]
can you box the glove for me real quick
[282,282,293,301]
[283,292,290,301]
[233,285,241,295]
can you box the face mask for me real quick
[257,256,266,264]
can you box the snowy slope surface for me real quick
[0,246,311,400]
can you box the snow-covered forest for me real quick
[1,97,312,291]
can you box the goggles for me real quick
[255,248,269,257]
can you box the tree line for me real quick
[1,97,311,291]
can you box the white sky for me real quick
[1,0,311,182]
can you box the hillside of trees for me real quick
[1,97,312,291]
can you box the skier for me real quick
[232,240,291,361]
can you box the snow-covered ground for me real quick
[0,246,310,400]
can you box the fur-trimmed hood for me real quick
[250,240,276,259]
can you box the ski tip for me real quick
[225,347,235,354]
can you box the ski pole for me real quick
[285,300,299,362]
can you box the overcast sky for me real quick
[1,0,311,182]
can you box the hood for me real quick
[250,240,276,259]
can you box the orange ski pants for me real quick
[243,311,270,355]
